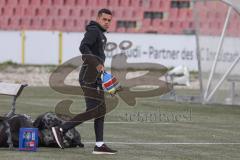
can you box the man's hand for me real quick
[96,64,104,72]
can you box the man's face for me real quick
[97,13,112,30]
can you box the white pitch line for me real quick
[84,122,175,124]
[83,142,240,145]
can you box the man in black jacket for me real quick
[52,8,117,154]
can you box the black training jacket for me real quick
[79,21,107,83]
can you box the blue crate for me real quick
[19,128,38,151]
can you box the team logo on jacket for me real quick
[102,39,106,49]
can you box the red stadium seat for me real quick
[0,0,233,33]
[82,8,91,18]
[30,0,41,6]
[2,6,14,16]
[133,9,144,20]
[2,6,13,16]
[89,9,97,18]
[152,19,161,27]
[204,1,218,10]
[69,8,79,17]
[41,0,52,6]
[33,7,47,17]
[31,18,42,29]
[112,9,122,18]
[0,16,3,26]
[47,7,58,17]
[229,13,239,24]
[78,8,84,17]
[87,0,98,7]
[119,0,131,7]
[131,9,143,20]
[213,11,227,22]
[179,21,193,33]
[41,18,53,30]
[57,7,76,18]
[51,18,63,30]
[160,0,171,11]
[8,17,22,30]
[23,7,35,17]
[131,0,142,8]
[170,21,182,34]
[168,9,179,20]
[151,0,169,11]
[74,0,87,7]
[0,7,4,16]
[18,0,30,6]
[96,0,108,7]
[178,9,193,20]
[228,20,238,32]
[63,0,76,6]
[207,11,217,22]
[12,7,23,17]
[62,7,71,17]
[199,12,210,24]
[107,0,120,7]
[150,0,159,10]
[121,8,135,20]
[194,1,207,14]
[0,0,6,5]
[156,21,167,34]
[52,0,63,6]
[64,18,75,31]
[75,19,86,32]
[6,20,14,30]
[21,17,31,29]
[142,19,152,27]
[0,17,9,30]
[161,20,173,34]
[113,8,135,20]
[5,0,18,6]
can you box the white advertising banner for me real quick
[61,32,198,70]
[0,31,239,72]
[0,31,21,63]
[199,36,240,74]
[62,32,83,62]
[105,33,197,70]
[24,31,59,64]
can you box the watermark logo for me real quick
[123,108,192,123]
[49,41,173,123]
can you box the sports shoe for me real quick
[92,144,117,154]
[51,126,64,149]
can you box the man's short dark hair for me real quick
[98,8,112,17]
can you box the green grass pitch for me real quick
[0,87,240,160]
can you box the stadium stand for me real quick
[0,0,239,35]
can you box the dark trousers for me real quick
[60,79,106,142]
